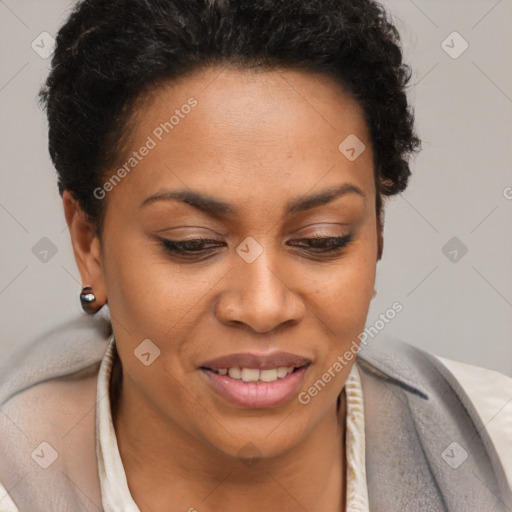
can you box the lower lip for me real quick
[200,367,309,409]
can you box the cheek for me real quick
[101,232,171,335]
[102,230,221,342]
[308,231,377,339]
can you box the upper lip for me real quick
[200,351,311,370]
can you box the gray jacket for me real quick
[0,313,511,511]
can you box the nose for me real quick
[214,245,306,334]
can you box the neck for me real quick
[110,352,347,512]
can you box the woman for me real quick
[0,0,511,510]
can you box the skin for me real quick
[64,65,381,511]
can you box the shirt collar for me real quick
[95,337,370,511]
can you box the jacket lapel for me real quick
[357,337,512,511]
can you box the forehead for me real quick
[108,65,375,214]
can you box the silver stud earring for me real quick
[80,286,103,314]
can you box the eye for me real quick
[159,236,224,256]
[157,233,354,260]
[287,234,354,253]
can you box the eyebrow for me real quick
[139,183,365,217]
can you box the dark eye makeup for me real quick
[158,233,354,260]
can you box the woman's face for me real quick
[92,66,379,459]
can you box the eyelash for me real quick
[159,234,354,258]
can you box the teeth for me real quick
[276,367,289,378]
[218,366,295,383]
[259,368,277,382]
[241,368,260,382]
[228,368,241,379]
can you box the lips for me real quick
[199,351,311,408]
[200,365,310,408]
[200,351,311,371]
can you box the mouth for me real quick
[199,352,311,408]
[200,364,309,384]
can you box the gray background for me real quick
[1,0,511,375]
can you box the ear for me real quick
[62,190,107,306]
[376,207,384,262]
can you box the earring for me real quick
[80,286,103,314]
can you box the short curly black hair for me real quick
[39,0,421,236]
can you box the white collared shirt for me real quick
[95,337,371,511]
